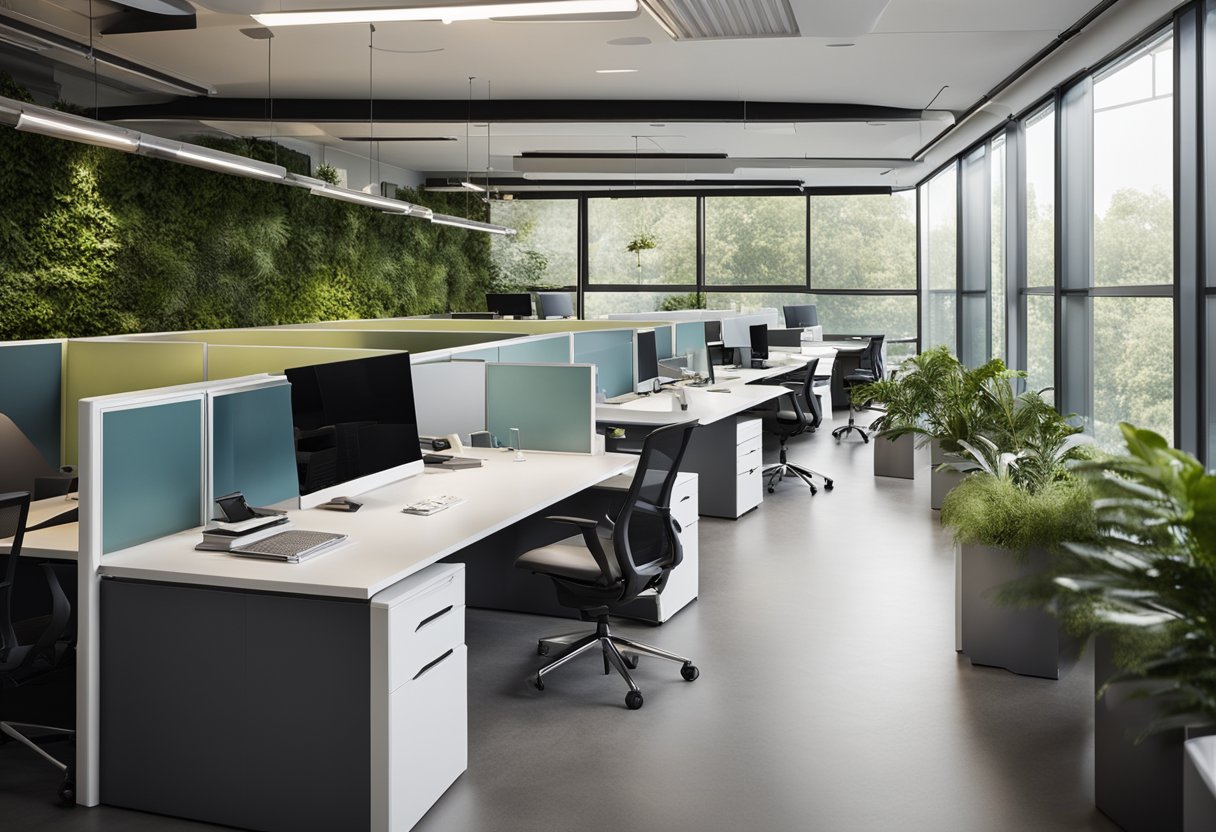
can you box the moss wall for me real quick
[0,80,491,340]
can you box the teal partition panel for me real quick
[653,325,674,360]
[572,330,633,398]
[458,347,500,362]
[212,385,299,508]
[499,335,570,365]
[0,341,62,466]
[674,321,707,358]
[102,400,202,554]
[485,364,593,454]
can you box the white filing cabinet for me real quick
[682,415,763,519]
[370,563,467,832]
[734,417,763,517]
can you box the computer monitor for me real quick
[783,304,819,328]
[749,324,769,360]
[704,320,722,344]
[485,292,533,318]
[635,329,660,393]
[284,353,424,508]
[452,311,499,320]
[537,292,575,319]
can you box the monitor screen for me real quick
[285,353,422,498]
[486,292,533,318]
[704,320,722,344]
[749,324,769,360]
[635,329,659,392]
[537,292,575,319]
[783,304,819,328]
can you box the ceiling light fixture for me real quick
[15,109,140,152]
[138,134,287,181]
[310,184,431,216]
[595,68,637,74]
[431,213,515,235]
[253,0,638,27]
[460,181,486,192]
[825,42,855,47]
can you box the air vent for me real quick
[641,0,798,40]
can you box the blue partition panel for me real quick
[674,321,708,359]
[458,347,500,362]
[572,330,633,398]
[102,400,202,554]
[499,335,570,365]
[0,341,62,466]
[485,364,592,453]
[212,385,299,508]
[653,325,674,360]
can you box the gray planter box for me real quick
[1185,737,1216,831]
[959,543,1074,679]
[930,441,964,510]
[873,432,915,479]
[1095,637,1216,831]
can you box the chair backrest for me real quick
[799,358,822,428]
[860,335,886,380]
[613,421,697,600]
[0,491,32,665]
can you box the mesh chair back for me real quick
[615,421,696,598]
[0,491,32,664]
[860,335,886,380]
[799,358,822,428]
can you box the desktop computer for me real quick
[486,292,533,318]
[635,329,660,394]
[748,324,771,369]
[536,292,575,319]
[783,304,819,328]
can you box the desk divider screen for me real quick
[484,363,595,454]
[498,333,572,364]
[129,328,513,353]
[572,330,634,398]
[206,345,397,380]
[210,383,299,509]
[0,340,63,466]
[412,361,487,441]
[297,318,652,334]
[653,325,674,360]
[65,340,207,465]
[674,321,708,359]
[454,346,500,362]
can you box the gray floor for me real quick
[0,417,1119,831]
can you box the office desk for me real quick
[0,496,79,561]
[816,339,869,406]
[94,449,635,832]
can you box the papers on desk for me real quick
[196,516,293,551]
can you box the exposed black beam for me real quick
[99,98,931,124]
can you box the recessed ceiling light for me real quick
[867,122,887,127]
[826,42,855,47]
[596,68,638,74]
[253,0,638,27]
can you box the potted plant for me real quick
[625,232,657,269]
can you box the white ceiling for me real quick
[1,0,1109,188]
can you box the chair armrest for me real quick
[545,516,617,584]
[544,515,598,529]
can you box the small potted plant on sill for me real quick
[625,232,657,269]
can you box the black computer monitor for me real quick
[635,329,659,393]
[749,324,769,360]
[783,304,819,328]
[704,320,722,343]
[284,353,423,505]
[485,293,533,318]
[537,292,575,319]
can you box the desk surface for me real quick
[0,497,80,561]
[596,383,786,427]
[98,449,635,600]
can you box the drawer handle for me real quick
[679,495,691,503]
[416,604,455,632]
[413,648,455,681]
[740,447,758,456]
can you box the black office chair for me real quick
[514,421,700,710]
[760,359,834,495]
[0,491,76,804]
[832,335,885,443]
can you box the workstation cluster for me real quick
[0,308,858,831]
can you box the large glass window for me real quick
[1025,294,1054,396]
[923,165,958,353]
[1025,107,1055,289]
[583,291,695,317]
[1092,296,1173,447]
[490,199,578,289]
[704,196,806,286]
[990,134,1006,362]
[809,193,917,290]
[587,197,696,285]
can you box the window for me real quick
[990,134,1006,362]
[922,166,957,353]
[490,199,578,288]
[582,291,696,317]
[1092,297,1173,447]
[705,196,806,286]
[1025,107,1055,290]
[587,197,696,285]
[809,193,916,290]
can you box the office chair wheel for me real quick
[624,654,639,669]
[680,663,700,682]
[532,675,545,691]
[767,485,775,494]
[625,691,644,710]
[59,775,75,806]
[824,480,834,491]
[862,433,870,444]
[808,484,818,495]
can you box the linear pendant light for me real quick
[138,134,287,181]
[15,108,140,152]
[431,213,515,235]
[253,0,637,27]
[310,184,434,218]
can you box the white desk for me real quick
[0,497,79,561]
[595,383,785,429]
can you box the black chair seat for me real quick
[516,541,617,583]
[774,409,800,424]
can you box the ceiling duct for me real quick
[640,0,798,41]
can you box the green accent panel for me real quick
[139,328,513,352]
[65,340,206,465]
[212,385,299,508]
[102,399,202,554]
[573,330,633,398]
[653,325,674,360]
[207,345,396,380]
[498,335,571,364]
[0,341,63,466]
[456,347,500,362]
[674,321,708,359]
[302,319,653,333]
[485,364,592,454]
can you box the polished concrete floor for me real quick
[0,417,1119,831]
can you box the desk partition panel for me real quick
[498,333,572,364]
[674,321,708,358]
[653,325,674,360]
[206,345,396,380]
[412,361,487,441]
[210,383,299,509]
[0,339,63,466]
[131,328,513,353]
[485,364,595,454]
[572,330,634,398]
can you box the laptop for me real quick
[230,530,347,563]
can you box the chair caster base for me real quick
[625,690,644,710]
[681,663,700,681]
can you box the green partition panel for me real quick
[134,328,513,353]
[207,345,397,380]
[0,341,63,466]
[65,340,206,465]
[654,325,674,360]
[298,318,653,334]
[212,385,300,508]
[498,334,571,364]
[485,364,593,454]
[102,399,203,554]
[572,330,633,398]
[674,321,708,359]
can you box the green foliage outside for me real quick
[489,198,577,289]
[0,77,492,340]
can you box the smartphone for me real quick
[215,492,258,523]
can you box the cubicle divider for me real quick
[653,325,674,360]
[295,317,651,334]
[125,327,516,354]
[0,338,64,467]
[205,344,397,380]
[208,381,300,508]
[412,360,487,441]
[674,321,708,359]
[485,363,597,454]
[572,329,634,398]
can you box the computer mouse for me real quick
[321,497,362,512]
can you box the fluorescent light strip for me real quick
[253,0,637,26]
[172,146,286,181]
[460,181,486,192]
[310,185,435,217]
[431,213,516,235]
[595,68,638,73]
[16,110,140,152]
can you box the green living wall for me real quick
[0,79,491,340]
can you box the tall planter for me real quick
[930,440,964,510]
[959,543,1074,679]
[1185,737,1216,831]
[873,431,915,479]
